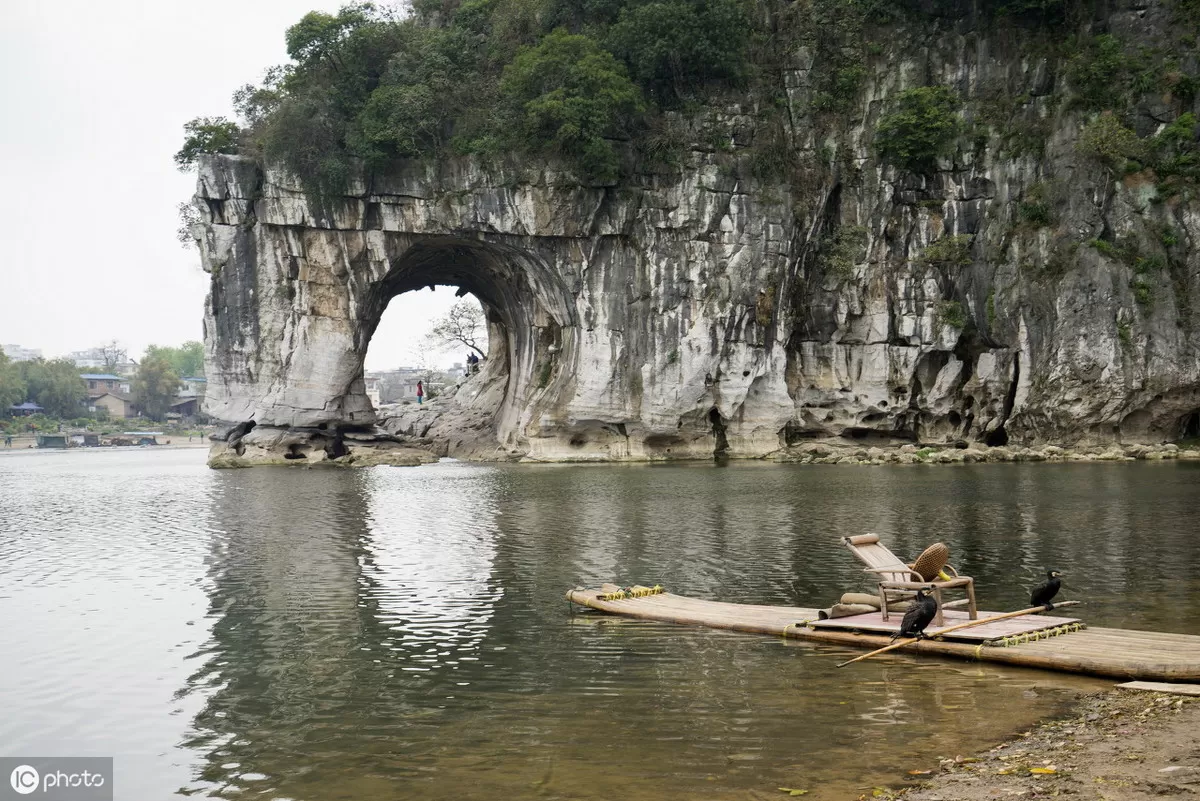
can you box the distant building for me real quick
[69,347,109,368]
[178,377,207,398]
[69,347,136,376]
[168,397,201,419]
[2,344,41,362]
[80,374,126,399]
[9,402,44,416]
[364,376,382,409]
[91,392,138,419]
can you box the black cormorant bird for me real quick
[893,588,939,640]
[1030,570,1063,610]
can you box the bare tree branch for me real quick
[425,299,488,359]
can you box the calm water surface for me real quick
[1,449,1198,800]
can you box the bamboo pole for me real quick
[836,600,1081,668]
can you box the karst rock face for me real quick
[196,4,1200,466]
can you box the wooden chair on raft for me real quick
[841,534,977,627]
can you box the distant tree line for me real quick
[0,342,205,422]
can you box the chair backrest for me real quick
[842,533,911,582]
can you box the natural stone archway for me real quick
[362,237,577,455]
[194,15,1200,470]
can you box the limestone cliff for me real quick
[196,0,1200,465]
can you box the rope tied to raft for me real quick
[598,584,665,601]
[991,622,1085,648]
[782,619,817,637]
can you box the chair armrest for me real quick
[863,566,924,581]
[942,564,960,578]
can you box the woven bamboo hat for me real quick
[909,542,950,581]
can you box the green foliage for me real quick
[0,349,27,412]
[935,300,967,330]
[785,0,875,114]
[1148,112,1200,196]
[875,86,961,173]
[1117,320,1133,347]
[133,355,181,422]
[606,0,750,104]
[537,360,553,388]
[501,28,644,182]
[174,117,241,170]
[13,359,86,418]
[996,0,1066,23]
[285,5,373,65]
[920,234,973,269]
[144,342,205,379]
[349,27,477,165]
[1067,34,1131,111]
[819,225,869,281]
[1016,181,1056,228]
[1017,201,1052,227]
[1076,112,1146,172]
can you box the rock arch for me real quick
[195,154,798,466]
[363,237,577,451]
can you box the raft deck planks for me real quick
[566,588,1200,682]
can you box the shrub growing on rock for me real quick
[875,85,962,172]
[500,29,644,183]
[1076,112,1146,172]
[174,117,241,170]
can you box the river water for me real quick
[1,448,1197,800]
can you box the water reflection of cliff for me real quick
[176,461,1200,800]
[180,464,503,799]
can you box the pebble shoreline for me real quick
[775,441,1200,465]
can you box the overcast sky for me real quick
[1,0,464,371]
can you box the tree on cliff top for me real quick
[500,29,644,182]
[174,117,241,170]
[133,355,180,422]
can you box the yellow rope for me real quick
[990,622,1085,648]
[598,584,665,601]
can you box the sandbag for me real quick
[839,592,909,612]
[818,603,879,620]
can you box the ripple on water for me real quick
[2,454,1197,800]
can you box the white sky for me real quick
[0,0,461,370]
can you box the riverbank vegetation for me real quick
[176,0,1200,195]
[1,343,205,425]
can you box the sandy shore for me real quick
[874,687,1200,801]
[0,434,211,453]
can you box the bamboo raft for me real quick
[566,585,1200,682]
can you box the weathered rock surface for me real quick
[195,2,1200,466]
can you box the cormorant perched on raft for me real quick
[892,587,939,641]
[1030,570,1063,610]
